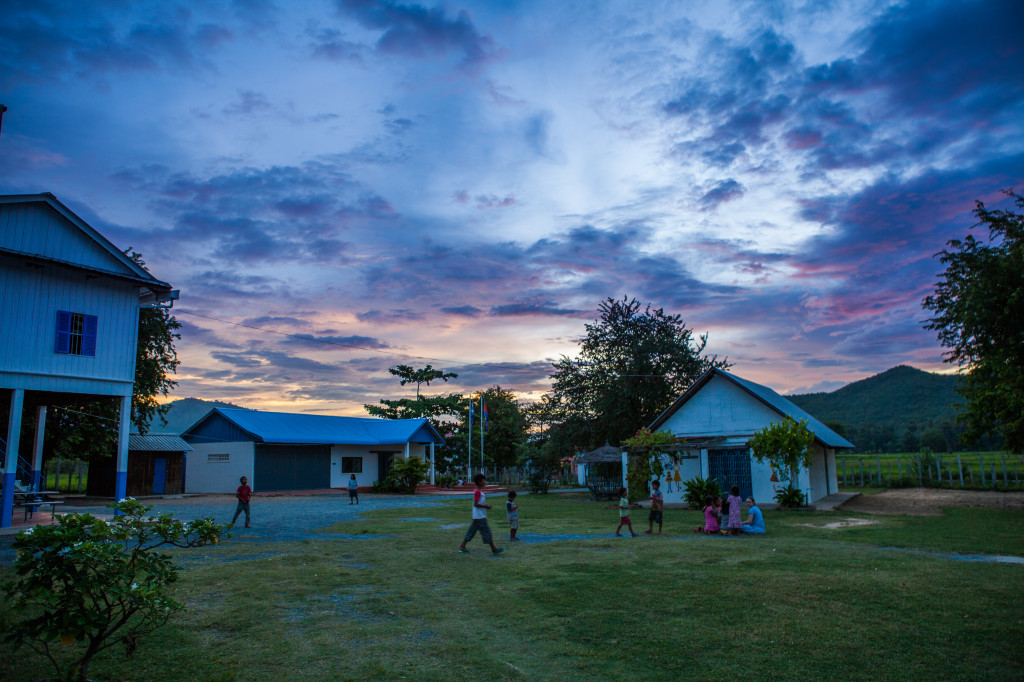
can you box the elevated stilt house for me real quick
[0,193,177,527]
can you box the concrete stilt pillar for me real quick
[2,389,25,528]
[114,395,131,503]
[32,406,46,492]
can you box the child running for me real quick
[607,487,638,537]
[506,490,520,541]
[458,473,505,555]
[645,479,664,534]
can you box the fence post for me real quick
[968,465,973,485]
[843,460,847,486]
[898,457,902,481]
[916,456,922,487]
[936,455,942,487]
[957,454,964,488]
[859,460,864,487]
[980,457,986,487]
[1002,454,1008,487]
[991,465,997,489]
[876,456,882,486]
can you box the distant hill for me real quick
[785,365,980,452]
[143,398,252,434]
[788,365,961,429]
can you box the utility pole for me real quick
[0,105,8,136]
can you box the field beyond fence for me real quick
[837,451,1023,490]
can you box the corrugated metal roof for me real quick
[650,368,855,449]
[128,433,193,452]
[188,408,445,445]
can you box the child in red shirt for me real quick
[232,475,252,528]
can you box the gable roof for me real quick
[649,368,855,449]
[183,407,446,445]
[0,193,172,291]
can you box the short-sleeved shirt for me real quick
[237,485,251,503]
[651,489,663,509]
[506,499,518,520]
[472,489,487,519]
[347,478,358,491]
[618,497,630,518]
[742,505,766,533]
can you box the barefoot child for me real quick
[506,491,520,541]
[726,485,743,536]
[645,479,664,534]
[458,473,505,555]
[347,473,359,504]
[606,487,638,537]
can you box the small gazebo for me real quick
[577,442,624,500]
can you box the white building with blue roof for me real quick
[646,368,855,506]
[181,408,445,493]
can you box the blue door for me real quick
[707,449,752,499]
[152,457,167,495]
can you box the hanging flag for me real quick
[482,398,490,431]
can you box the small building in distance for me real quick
[181,408,445,493]
[645,368,854,506]
[87,433,191,498]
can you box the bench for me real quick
[15,499,64,522]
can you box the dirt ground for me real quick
[839,488,1024,516]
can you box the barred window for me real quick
[208,453,230,463]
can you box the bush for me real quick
[773,484,806,509]
[2,498,226,682]
[682,476,721,509]
[436,474,457,489]
[528,468,551,494]
[371,457,430,494]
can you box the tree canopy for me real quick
[546,297,728,454]
[748,417,815,483]
[923,190,1024,452]
[364,365,464,449]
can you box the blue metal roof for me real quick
[184,408,445,445]
[650,368,855,449]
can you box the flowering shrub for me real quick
[2,498,226,681]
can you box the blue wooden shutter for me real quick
[55,311,71,354]
[82,314,98,356]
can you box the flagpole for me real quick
[467,398,473,480]
[480,394,484,477]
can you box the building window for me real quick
[208,453,230,463]
[55,311,97,356]
[341,457,363,473]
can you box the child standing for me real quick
[726,485,743,536]
[347,474,359,504]
[645,479,664,534]
[232,475,252,528]
[506,491,519,541]
[607,487,638,537]
[458,473,505,555]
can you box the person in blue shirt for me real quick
[740,497,766,534]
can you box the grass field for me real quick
[836,451,1023,489]
[2,493,1023,681]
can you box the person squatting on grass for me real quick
[646,479,664,534]
[506,490,519,541]
[232,475,252,528]
[347,474,359,504]
[741,497,766,534]
[458,473,505,555]
[607,487,638,537]
[694,494,721,534]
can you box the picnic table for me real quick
[13,490,64,522]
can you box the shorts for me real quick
[508,517,519,529]
[348,489,358,498]
[463,518,493,545]
[649,510,663,523]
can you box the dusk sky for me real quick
[2,0,1022,416]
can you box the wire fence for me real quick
[838,452,1023,490]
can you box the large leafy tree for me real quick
[547,297,728,453]
[923,190,1024,452]
[441,386,529,472]
[363,365,464,443]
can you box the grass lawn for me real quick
[2,493,1022,681]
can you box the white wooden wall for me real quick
[330,445,380,488]
[0,253,139,396]
[1,202,130,275]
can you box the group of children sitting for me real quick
[694,485,766,535]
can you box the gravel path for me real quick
[839,488,1024,516]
